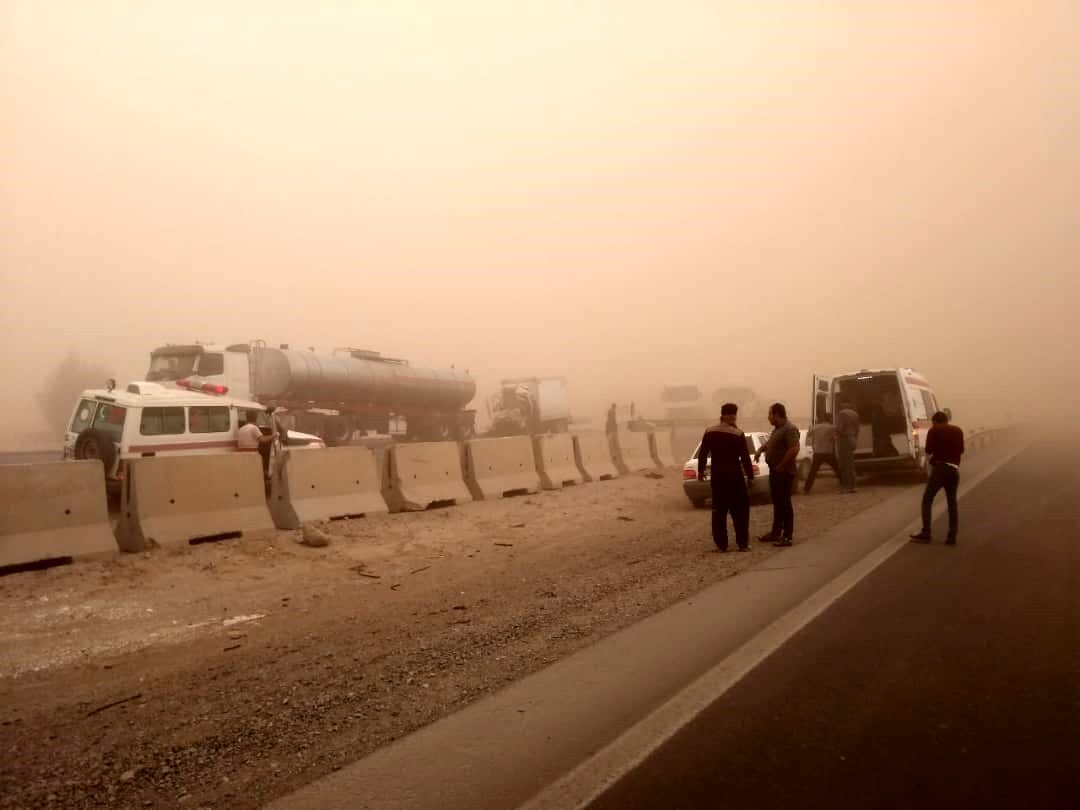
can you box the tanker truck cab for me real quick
[811,368,942,475]
[147,343,253,400]
[62,381,324,491]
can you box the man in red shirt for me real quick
[910,411,965,545]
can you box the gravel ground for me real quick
[0,468,907,809]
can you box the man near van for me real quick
[804,415,841,494]
[698,403,755,552]
[910,411,964,545]
[238,410,273,477]
[835,400,860,493]
[755,403,800,547]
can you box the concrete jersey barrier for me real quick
[270,446,387,529]
[384,441,473,512]
[117,453,275,552]
[0,461,117,569]
[612,429,657,475]
[464,436,541,500]
[533,433,582,490]
[650,430,678,468]
[573,433,619,482]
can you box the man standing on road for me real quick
[605,403,618,435]
[698,403,755,553]
[755,403,801,547]
[835,400,860,493]
[910,411,965,545]
[804,415,841,494]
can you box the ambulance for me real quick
[810,368,948,476]
[62,380,324,493]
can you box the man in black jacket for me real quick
[698,403,755,552]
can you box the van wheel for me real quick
[690,497,707,509]
[74,429,116,475]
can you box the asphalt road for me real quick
[588,435,1080,810]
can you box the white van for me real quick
[62,381,324,490]
[811,368,945,476]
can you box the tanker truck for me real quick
[145,341,477,444]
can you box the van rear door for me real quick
[811,375,833,426]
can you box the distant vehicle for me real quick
[811,368,945,477]
[682,429,814,508]
[487,377,571,436]
[145,341,477,444]
[682,432,767,508]
[62,381,324,493]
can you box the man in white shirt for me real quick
[237,411,270,451]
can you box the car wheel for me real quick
[690,498,707,509]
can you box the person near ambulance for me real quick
[754,402,800,547]
[909,411,965,545]
[238,410,274,478]
[835,400,860,493]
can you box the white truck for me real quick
[486,377,571,436]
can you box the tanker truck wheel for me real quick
[322,416,353,447]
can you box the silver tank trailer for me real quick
[252,348,476,411]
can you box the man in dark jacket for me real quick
[698,403,755,552]
[755,402,801,547]
[910,411,965,545]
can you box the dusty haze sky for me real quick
[2,1,1077,444]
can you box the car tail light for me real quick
[682,468,697,479]
[200,383,229,395]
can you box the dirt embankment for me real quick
[0,469,904,809]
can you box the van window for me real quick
[909,391,928,421]
[189,406,231,434]
[920,390,937,419]
[140,407,186,436]
[92,403,127,442]
[197,353,225,376]
[70,399,97,434]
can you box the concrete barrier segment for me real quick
[117,453,275,552]
[649,430,678,469]
[270,446,387,529]
[384,441,473,513]
[464,436,541,500]
[612,429,657,475]
[572,433,619,483]
[0,461,117,570]
[533,434,582,490]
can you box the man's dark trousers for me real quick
[803,453,840,493]
[769,471,795,540]
[921,463,959,540]
[711,474,750,551]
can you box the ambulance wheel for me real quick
[74,429,116,475]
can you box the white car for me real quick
[62,380,324,491]
[682,430,813,508]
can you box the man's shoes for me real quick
[737,546,750,552]
[945,537,957,546]
[909,531,932,544]
[773,538,793,547]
